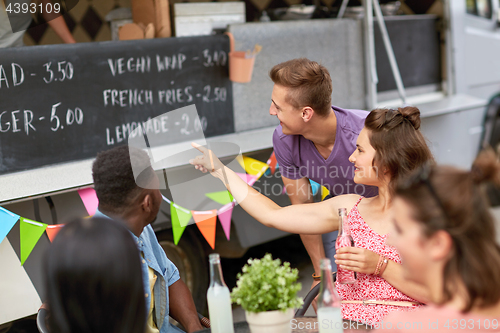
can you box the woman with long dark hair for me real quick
[45,217,146,333]
[190,107,434,324]
[376,149,500,331]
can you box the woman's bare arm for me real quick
[189,143,359,234]
[381,260,431,303]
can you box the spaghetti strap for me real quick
[354,196,364,207]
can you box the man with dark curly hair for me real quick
[92,145,203,333]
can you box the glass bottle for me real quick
[207,253,234,333]
[335,208,356,284]
[317,258,343,333]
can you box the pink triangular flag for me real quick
[247,175,258,186]
[77,188,99,216]
[236,173,258,186]
[236,172,251,182]
[218,202,234,240]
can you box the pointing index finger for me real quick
[191,142,206,153]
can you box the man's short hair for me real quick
[92,145,156,212]
[269,58,332,116]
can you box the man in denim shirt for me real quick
[92,146,203,333]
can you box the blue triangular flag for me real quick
[0,207,20,244]
[309,180,321,196]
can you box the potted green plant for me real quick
[231,253,303,333]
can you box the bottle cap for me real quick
[209,253,221,263]
[319,258,332,270]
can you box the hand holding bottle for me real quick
[334,247,381,275]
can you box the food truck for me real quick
[1,0,500,328]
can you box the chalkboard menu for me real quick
[0,35,234,175]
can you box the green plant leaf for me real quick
[230,253,303,312]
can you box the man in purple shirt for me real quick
[269,58,375,300]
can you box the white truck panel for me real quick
[0,239,42,324]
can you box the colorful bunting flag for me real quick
[20,218,48,265]
[267,152,278,174]
[236,172,251,183]
[0,207,20,244]
[241,156,269,178]
[46,224,65,242]
[77,188,99,216]
[309,180,321,196]
[0,150,321,255]
[321,186,330,201]
[170,203,192,245]
[236,173,258,186]
[206,191,234,205]
[173,203,192,228]
[192,210,217,249]
[247,175,258,186]
[218,202,234,240]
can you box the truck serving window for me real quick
[466,0,493,19]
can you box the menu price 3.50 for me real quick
[0,60,74,88]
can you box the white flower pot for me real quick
[245,308,294,333]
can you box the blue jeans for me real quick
[321,193,337,271]
[322,230,338,271]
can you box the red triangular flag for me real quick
[267,152,278,174]
[191,210,217,249]
[46,224,65,242]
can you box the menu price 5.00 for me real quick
[0,102,83,135]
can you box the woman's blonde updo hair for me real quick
[364,106,434,196]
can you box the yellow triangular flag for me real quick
[321,186,330,201]
[242,156,269,178]
[20,218,48,265]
